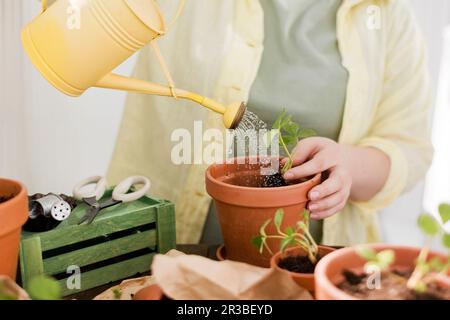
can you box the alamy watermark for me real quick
[66,265,81,290]
[170,121,281,174]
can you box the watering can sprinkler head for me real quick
[224,102,247,130]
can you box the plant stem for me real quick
[407,237,431,291]
[279,136,293,174]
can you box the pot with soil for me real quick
[0,178,28,279]
[205,158,321,267]
[271,245,335,294]
[315,244,450,300]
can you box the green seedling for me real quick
[252,208,319,264]
[406,206,450,293]
[356,246,395,272]
[113,288,122,300]
[269,109,316,174]
[27,275,61,300]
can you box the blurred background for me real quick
[1,0,450,247]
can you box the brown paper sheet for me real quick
[152,250,312,300]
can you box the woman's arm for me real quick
[285,0,433,220]
[283,138,390,220]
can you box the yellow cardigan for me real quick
[108,0,433,246]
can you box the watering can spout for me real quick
[96,73,246,129]
[21,0,246,129]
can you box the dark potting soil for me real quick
[224,173,309,188]
[0,195,13,204]
[261,173,288,188]
[278,254,323,274]
[338,269,450,300]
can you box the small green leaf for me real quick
[27,275,61,300]
[438,204,450,224]
[273,109,287,130]
[376,250,395,269]
[251,235,265,254]
[356,246,377,261]
[297,221,307,232]
[282,135,298,149]
[418,214,441,236]
[284,226,295,236]
[274,209,284,232]
[113,288,122,300]
[428,257,445,272]
[280,236,295,252]
[415,282,427,293]
[443,233,450,249]
[298,128,316,139]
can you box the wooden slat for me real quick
[59,253,155,296]
[19,237,44,289]
[156,202,176,254]
[43,229,156,275]
[38,207,157,251]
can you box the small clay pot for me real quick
[206,159,321,267]
[0,179,28,279]
[271,245,335,294]
[133,284,165,300]
[314,243,450,300]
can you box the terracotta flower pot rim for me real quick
[314,243,443,300]
[0,178,28,236]
[0,178,26,209]
[206,164,321,193]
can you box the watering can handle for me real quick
[166,0,186,31]
[40,0,48,13]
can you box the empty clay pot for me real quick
[0,178,28,279]
[271,245,335,294]
[314,243,450,300]
[205,159,321,267]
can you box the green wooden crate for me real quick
[19,190,175,296]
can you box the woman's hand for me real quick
[282,137,391,220]
[282,137,352,220]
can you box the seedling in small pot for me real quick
[269,110,316,175]
[252,208,319,264]
[406,205,450,292]
[356,246,395,272]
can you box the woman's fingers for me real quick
[281,137,322,167]
[308,190,347,212]
[283,155,329,180]
[308,169,348,200]
[310,199,347,220]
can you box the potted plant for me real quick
[206,111,320,267]
[0,178,28,279]
[252,208,335,293]
[315,205,450,300]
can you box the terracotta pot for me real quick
[133,284,165,300]
[314,243,450,300]
[271,245,335,294]
[0,178,28,279]
[205,159,321,267]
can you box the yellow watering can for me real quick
[21,0,246,129]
